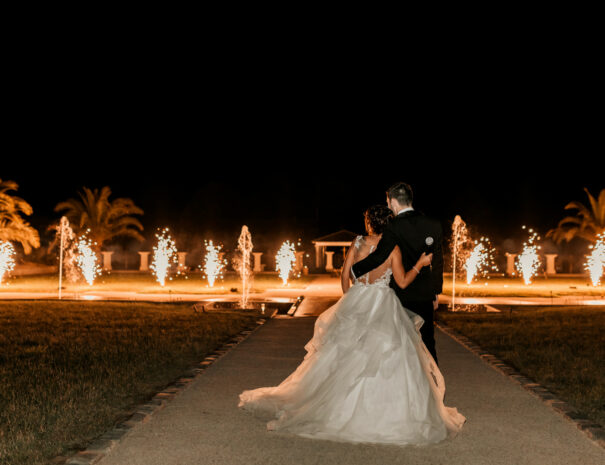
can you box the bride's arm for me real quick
[390,246,433,289]
[341,241,357,293]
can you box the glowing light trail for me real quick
[56,216,76,298]
[236,226,253,308]
[451,215,470,310]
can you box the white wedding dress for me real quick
[238,235,466,446]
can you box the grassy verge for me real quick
[0,272,316,295]
[0,300,263,465]
[437,306,605,427]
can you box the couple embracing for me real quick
[239,182,466,446]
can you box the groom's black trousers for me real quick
[400,299,438,366]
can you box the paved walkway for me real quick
[97,308,604,464]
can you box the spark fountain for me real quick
[75,231,101,285]
[235,226,253,308]
[464,237,498,284]
[0,240,15,285]
[56,216,77,298]
[450,215,471,310]
[276,240,296,285]
[516,226,542,285]
[202,240,226,287]
[195,228,300,316]
[150,228,178,286]
[585,232,605,286]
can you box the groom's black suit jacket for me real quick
[352,210,443,302]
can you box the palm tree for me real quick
[0,179,40,254]
[547,188,605,244]
[54,186,144,251]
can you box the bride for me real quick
[238,205,466,446]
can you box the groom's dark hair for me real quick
[387,182,413,206]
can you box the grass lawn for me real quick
[0,300,264,465]
[0,271,315,295]
[437,306,605,427]
[442,275,605,297]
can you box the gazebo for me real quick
[312,230,359,272]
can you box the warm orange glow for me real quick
[451,215,470,310]
[0,240,15,285]
[236,226,253,308]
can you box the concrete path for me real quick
[97,312,604,464]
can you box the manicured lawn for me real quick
[0,301,263,465]
[0,271,315,295]
[437,306,605,427]
[442,275,604,297]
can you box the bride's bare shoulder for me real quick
[389,244,401,257]
[365,234,382,245]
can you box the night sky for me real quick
[3,73,602,264]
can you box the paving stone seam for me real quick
[61,316,272,465]
[435,321,605,450]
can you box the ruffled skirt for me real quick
[238,283,465,446]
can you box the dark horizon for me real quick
[4,159,602,251]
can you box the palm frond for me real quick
[0,179,34,216]
[555,216,583,227]
[107,199,144,221]
[596,189,605,226]
[111,227,145,242]
[564,201,591,219]
[583,187,599,220]
[0,218,40,254]
[111,216,144,231]
[0,179,38,253]
[54,186,145,248]
[0,179,19,194]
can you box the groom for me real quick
[351,182,443,364]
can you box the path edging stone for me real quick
[62,314,273,465]
[436,321,605,450]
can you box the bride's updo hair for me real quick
[364,205,393,235]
